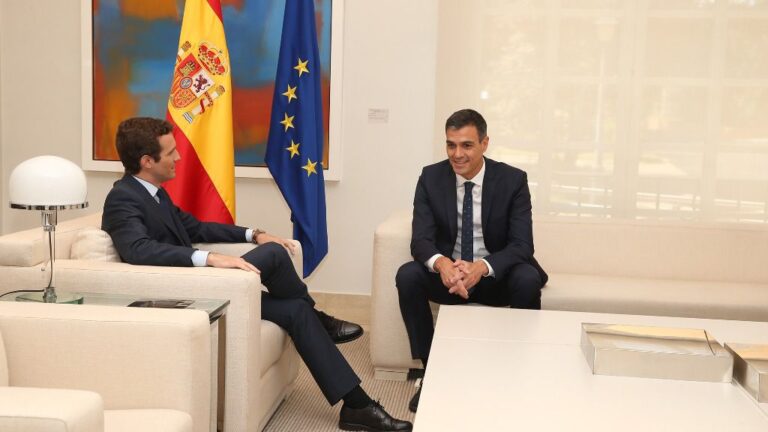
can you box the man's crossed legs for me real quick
[243,243,412,431]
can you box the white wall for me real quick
[0,1,3,227]
[0,0,439,295]
[0,1,111,234]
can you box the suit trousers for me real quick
[395,260,542,362]
[241,243,360,404]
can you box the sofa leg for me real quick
[374,368,410,381]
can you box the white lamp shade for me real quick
[9,156,88,209]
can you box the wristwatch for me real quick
[251,229,266,243]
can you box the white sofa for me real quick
[0,301,211,432]
[0,212,300,432]
[371,209,768,379]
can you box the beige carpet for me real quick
[263,332,418,431]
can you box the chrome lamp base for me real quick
[16,290,84,304]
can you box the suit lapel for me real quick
[444,163,458,241]
[481,158,495,233]
[157,188,192,247]
[124,176,188,246]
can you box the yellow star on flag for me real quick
[302,158,318,177]
[294,58,309,77]
[280,113,295,131]
[285,140,300,159]
[282,84,297,103]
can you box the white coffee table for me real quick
[414,306,768,431]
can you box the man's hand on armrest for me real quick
[206,252,260,273]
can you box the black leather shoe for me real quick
[339,400,413,431]
[408,387,420,413]
[316,310,363,344]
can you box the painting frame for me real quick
[80,0,344,181]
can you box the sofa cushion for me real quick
[0,229,46,267]
[542,273,768,322]
[0,387,103,432]
[260,320,289,376]
[534,217,768,284]
[0,213,104,267]
[104,409,192,432]
[69,227,120,262]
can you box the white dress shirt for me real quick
[424,162,495,277]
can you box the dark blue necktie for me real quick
[156,188,176,224]
[461,181,475,261]
[157,188,192,247]
[156,188,170,209]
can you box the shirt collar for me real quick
[132,175,159,198]
[455,159,486,188]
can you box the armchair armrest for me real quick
[370,210,421,376]
[194,239,303,278]
[0,302,210,428]
[194,242,256,257]
[0,387,103,432]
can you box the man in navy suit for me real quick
[103,117,411,432]
[396,109,548,412]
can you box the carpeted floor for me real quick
[263,332,418,431]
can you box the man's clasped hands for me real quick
[433,256,489,299]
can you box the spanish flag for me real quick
[164,0,235,224]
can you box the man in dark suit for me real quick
[396,109,548,412]
[103,117,411,432]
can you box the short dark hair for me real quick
[115,117,174,175]
[445,109,487,140]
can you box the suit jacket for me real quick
[102,174,247,266]
[410,157,547,284]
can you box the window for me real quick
[436,0,768,223]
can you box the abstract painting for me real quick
[87,0,334,174]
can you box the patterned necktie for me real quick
[461,181,475,261]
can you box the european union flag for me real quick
[265,0,328,277]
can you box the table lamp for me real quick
[8,155,88,303]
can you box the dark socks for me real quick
[342,385,372,409]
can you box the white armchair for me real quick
[0,301,210,432]
[370,210,768,381]
[0,212,300,432]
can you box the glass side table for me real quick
[4,291,229,432]
[7,291,229,323]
